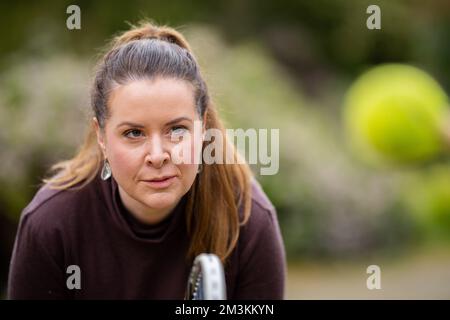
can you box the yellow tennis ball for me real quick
[344,64,449,164]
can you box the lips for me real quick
[141,175,177,189]
[145,175,176,182]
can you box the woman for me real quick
[7,21,286,299]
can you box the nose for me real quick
[144,135,170,169]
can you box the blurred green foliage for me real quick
[402,165,450,240]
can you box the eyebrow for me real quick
[116,117,193,129]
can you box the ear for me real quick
[92,117,107,158]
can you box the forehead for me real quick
[107,77,197,123]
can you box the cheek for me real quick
[176,135,202,187]
[108,143,141,178]
[177,163,198,188]
[171,134,203,164]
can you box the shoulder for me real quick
[230,177,286,298]
[250,177,276,218]
[238,177,281,242]
[19,178,101,235]
[244,177,278,227]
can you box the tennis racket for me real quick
[185,253,226,300]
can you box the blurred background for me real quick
[1,0,450,299]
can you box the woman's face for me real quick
[94,77,204,224]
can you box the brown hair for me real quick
[42,21,253,263]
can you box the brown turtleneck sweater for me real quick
[7,173,286,299]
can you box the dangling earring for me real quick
[101,159,112,180]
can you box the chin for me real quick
[144,191,178,210]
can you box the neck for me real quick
[117,185,178,225]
